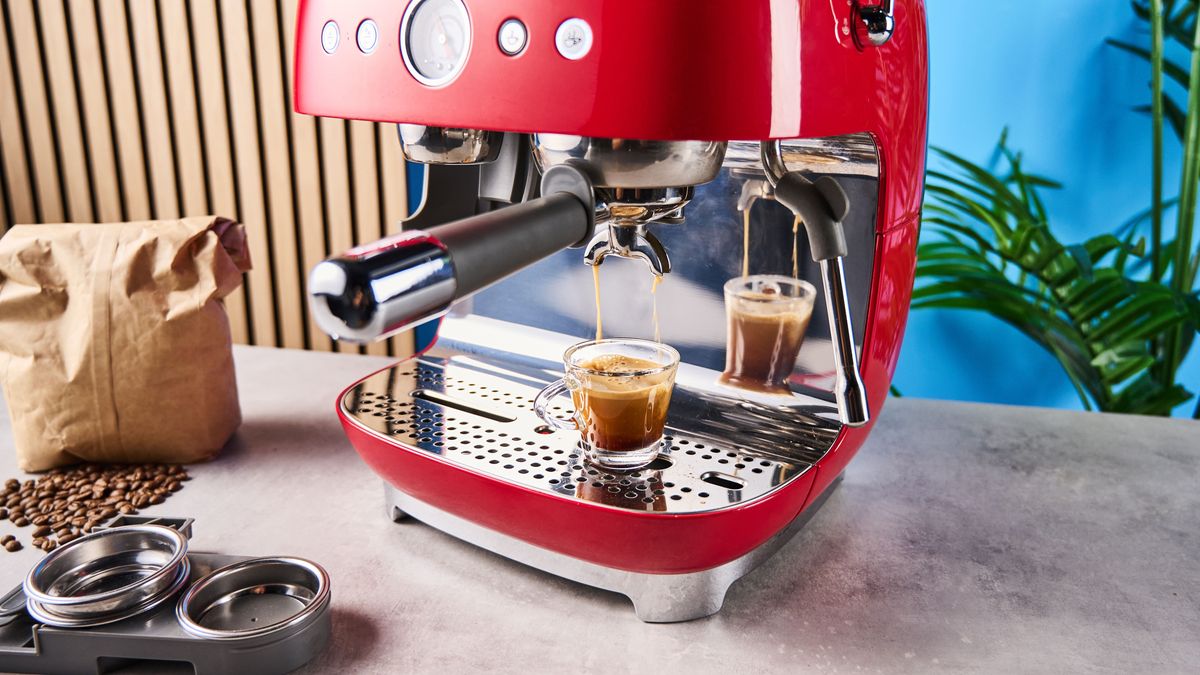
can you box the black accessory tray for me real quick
[0,517,331,675]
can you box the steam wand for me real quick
[761,141,870,427]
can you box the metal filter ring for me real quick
[23,524,189,619]
[176,557,331,641]
[26,556,191,628]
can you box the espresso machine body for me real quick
[295,0,928,621]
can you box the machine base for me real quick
[384,475,841,623]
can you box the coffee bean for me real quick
[32,525,51,537]
[0,508,6,520]
[13,516,29,527]
[0,535,13,545]
[40,540,57,551]
[4,540,21,552]
[149,494,164,505]
[58,533,78,545]
[32,515,49,526]
[118,504,136,515]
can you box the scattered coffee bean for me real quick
[4,540,21,552]
[0,463,191,552]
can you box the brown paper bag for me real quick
[0,216,251,471]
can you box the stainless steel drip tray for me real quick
[342,350,842,515]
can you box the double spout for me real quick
[584,221,670,276]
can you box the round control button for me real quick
[321,20,340,54]
[356,19,379,54]
[498,18,528,56]
[554,18,593,60]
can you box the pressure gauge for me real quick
[400,0,472,87]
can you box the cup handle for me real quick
[533,378,579,431]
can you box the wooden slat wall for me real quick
[0,0,412,357]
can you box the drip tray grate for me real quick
[342,357,821,514]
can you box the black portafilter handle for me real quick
[308,164,595,343]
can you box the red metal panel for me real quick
[295,1,928,149]
[341,392,816,574]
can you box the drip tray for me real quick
[342,355,841,514]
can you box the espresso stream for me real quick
[591,265,662,342]
[572,354,673,452]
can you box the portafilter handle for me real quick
[762,142,870,427]
[308,164,595,343]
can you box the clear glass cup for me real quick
[534,338,680,470]
[719,274,817,394]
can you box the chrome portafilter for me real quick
[532,135,728,276]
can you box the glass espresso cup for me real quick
[719,275,817,394]
[534,339,680,470]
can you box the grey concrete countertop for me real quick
[0,346,1197,673]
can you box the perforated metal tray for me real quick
[342,354,841,513]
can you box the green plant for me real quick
[912,0,1200,417]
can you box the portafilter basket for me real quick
[23,524,189,621]
[177,557,331,641]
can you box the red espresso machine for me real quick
[295,0,927,621]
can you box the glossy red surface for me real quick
[304,0,929,573]
[341,400,817,574]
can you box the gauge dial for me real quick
[401,0,472,86]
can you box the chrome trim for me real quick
[726,135,880,178]
[384,474,843,622]
[308,231,456,343]
[341,350,835,515]
[855,0,896,47]
[398,124,503,165]
[820,258,870,426]
[399,0,472,88]
[532,135,727,188]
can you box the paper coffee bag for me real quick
[0,217,251,471]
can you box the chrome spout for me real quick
[583,221,671,277]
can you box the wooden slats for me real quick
[282,0,332,352]
[0,0,409,358]
[188,0,249,345]
[8,0,65,223]
[37,0,93,223]
[97,0,151,221]
[249,0,305,350]
[66,0,121,223]
[0,1,35,227]
[158,0,207,217]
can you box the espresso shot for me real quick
[572,354,674,457]
[534,339,680,471]
[720,275,817,394]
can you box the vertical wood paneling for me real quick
[127,1,179,219]
[282,0,333,352]
[37,0,93,223]
[8,0,65,223]
[97,0,151,220]
[0,1,36,226]
[66,0,122,223]
[220,0,278,347]
[0,0,410,359]
[159,0,207,217]
[188,0,249,345]
[250,0,304,350]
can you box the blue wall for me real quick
[893,1,1200,413]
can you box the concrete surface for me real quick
[0,346,1197,674]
